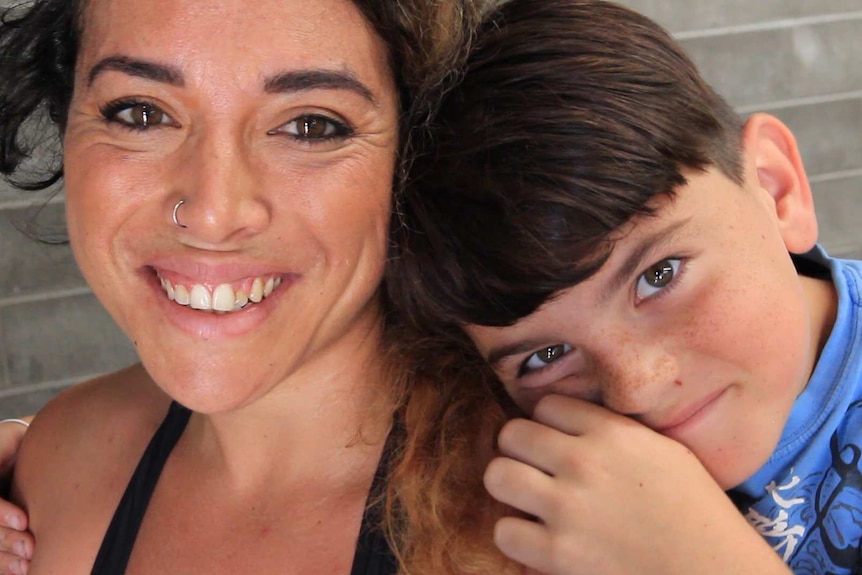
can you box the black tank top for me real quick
[91,402,398,575]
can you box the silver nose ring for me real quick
[172,199,187,228]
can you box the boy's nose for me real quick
[169,129,272,246]
[592,337,679,417]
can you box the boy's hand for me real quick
[0,420,33,575]
[484,394,790,575]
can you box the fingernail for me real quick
[9,558,24,575]
[14,539,30,559]
[4,514,23,531]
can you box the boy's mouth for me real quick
[156,273,282,313]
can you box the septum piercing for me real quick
[172,199,187,228]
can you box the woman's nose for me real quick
[169,128,272,246]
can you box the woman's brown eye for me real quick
[300,117,329,138]
[130,104,164,127]
[272,114,352,142]
[102,101,175,129]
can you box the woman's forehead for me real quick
[77,0,395,97]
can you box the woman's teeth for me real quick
[158,275,281,313]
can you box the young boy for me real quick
[390,0,860,573]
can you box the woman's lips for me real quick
[140,264,298,340]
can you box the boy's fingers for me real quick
[496,418,574,474]
[531,393,629,435]
[484,456,555,519]
[498,417,615,481]
[493,516,553,574]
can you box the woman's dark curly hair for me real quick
[0,0,79,189]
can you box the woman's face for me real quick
[63,0,399,412]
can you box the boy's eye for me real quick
[521,343,572,374]
[102,100,176,129]
[270,114,352,141]
[636,258,681,299]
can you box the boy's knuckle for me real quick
[497,417,528,448]
[532,394,562,421]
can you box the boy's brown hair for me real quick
[388,0,745,330]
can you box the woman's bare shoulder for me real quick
[20,362,170,456]
[13,363,172,530]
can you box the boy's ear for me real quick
[741,113,818,254]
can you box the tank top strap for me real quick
[91,402,400,574]
[350,414,402,575]
[91,401,191,574]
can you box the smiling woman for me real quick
[0,0,512,574]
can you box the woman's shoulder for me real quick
[13,363,172,547]
[20,362,171,463]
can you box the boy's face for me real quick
[465,165,835,489]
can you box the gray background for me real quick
[1,0,861,417]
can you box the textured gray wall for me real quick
[1,1,861,417]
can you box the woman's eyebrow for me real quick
[87,56,184,87]
[85,57,378,106]
[264,69,377,106]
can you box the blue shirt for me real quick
[732,246,862,574]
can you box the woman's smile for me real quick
[155,271,284,313]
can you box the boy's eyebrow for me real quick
[603,217,693,302]
[87,56,378,105]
